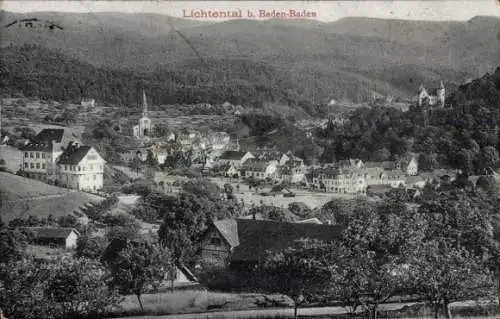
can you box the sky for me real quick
[2,0,500,22]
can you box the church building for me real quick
[418,81,445,108]
[133,90,153,139]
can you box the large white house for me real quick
[56,142,105,191]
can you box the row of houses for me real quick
[211,149,419,194]
[19,129,105,191]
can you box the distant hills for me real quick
[0,10,499,112]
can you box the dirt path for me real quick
[113,301,421,319]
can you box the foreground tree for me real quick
[104,240,172,312]
[259,241,328,319]
[46,258,122,318]
[411,241,493,319]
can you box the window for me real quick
[24,152,28,158]
[210,237,222,245]
[65,165,68,171]
[24,163,28,168]
[42,153,45,159]
[30,152,34,158]
[30,163,34,169]
[42,163,46,169]
[36,152,40,158]
[78,166,81,171]
[36,163,40,169]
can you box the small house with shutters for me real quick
[22,227,80,249]
[199,219,343,270]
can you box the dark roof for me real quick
[364,161,396,170]
[33,129,66,143]
[57,142,93,165]
[22,227,78,239]
[255,150,283,161]
[19,142,53,152]
[20,128,78,152]
[219,151,247,161]
[213,219,343,263]
[242,159,269,172]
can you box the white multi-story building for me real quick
[20,128,77,182]
[56,142,105,191]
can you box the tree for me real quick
[223,183,234,200]
[45,259,122,319]
[74,234,107,259]
[130,156,143,175]
[477,146,500,174]
[105,241,172,312]
[476,175,498,196]
[0,228,27,264]
[339,205,427,319]
[288,202,311,219]
[0,259,51,319]
[259,241,328,319]
[411,241,493,319]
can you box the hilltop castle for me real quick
[418,81,445,108]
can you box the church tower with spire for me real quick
[133,90,152,139]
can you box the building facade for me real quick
[20,129,77,182]
[418,81,445,107]
[56,143,105,191]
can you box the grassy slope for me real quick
[0,172,104,221]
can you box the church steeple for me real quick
[142,90,148,117]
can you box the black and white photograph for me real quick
[0,0,500,318]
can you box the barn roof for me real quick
[22,227,78,239]
[212,218,342,263]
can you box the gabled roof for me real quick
[212,219,240,247]
[22,227,78,239]
[33,128,66,143]
[242,159,269,172]
[255,150,283,161]
[20,128,79,152]
[212,219,342,263]
[219,151,247,161]
[57,142,93,165]
[364,161,396,170]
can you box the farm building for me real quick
[199,218,342,269]
[21,227,80,249]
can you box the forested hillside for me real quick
[0,44,319,111]
[1,11,498,106]
[317,67,500,174]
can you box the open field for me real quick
[117,290,293,317]
[0,172,104,221]
[112,298,497,319]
